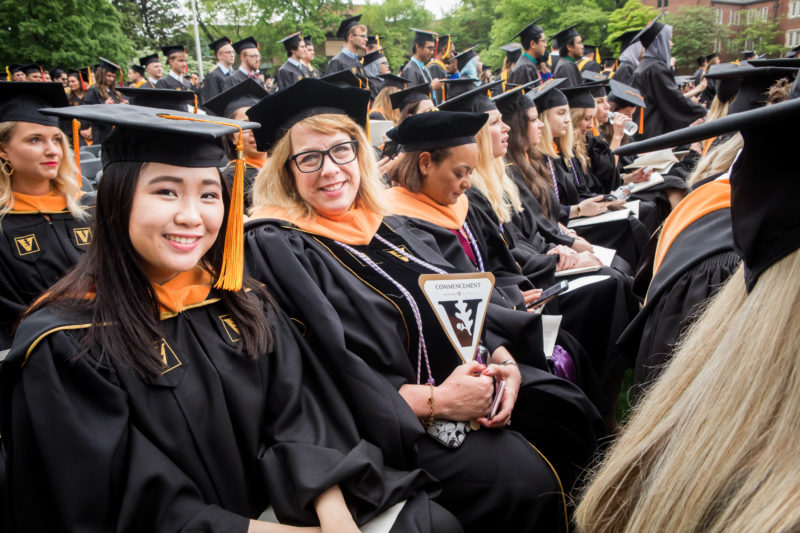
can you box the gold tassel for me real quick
[5,66,10,81]
[72,119,82,188]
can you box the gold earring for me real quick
[0,159,13,178]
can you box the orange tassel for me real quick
[78,72,87,91]
[193,94,198,114]
[72,119,82,188]
[701,136,716,156]
[638,108,644,135]
[591,118,599,137]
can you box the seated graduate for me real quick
[370,74,408,122]
[203,79,269,210]
[1,104,458,532]
[243,78,598,531]
[0,82,93,349]
[80,58,129,144]
[575,96,800,533]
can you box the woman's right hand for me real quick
[611,112,627,139]
[574,251,602,268]
[578,196,610,217]
[436,361,494,421]
[548,245,579,271]
[570,235,594,253]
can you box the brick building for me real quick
[643,0,800,54]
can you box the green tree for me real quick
[359,0,434,72]
[666,7,729,69]
[0,0,135,70]
[728,14,784,58]
[436,0,495,62]
[112,0,188,50]
[605,0,658,53]
[557,0,609,53]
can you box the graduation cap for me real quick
[436,80,502,113]
[551,25,579,49]
[583,44,598,57]
[726,65,797,114]
[437,34,452,58]
[386,110,488,151]
[500,43,523,62]
[390,82,432,110]
[21,63,43,76]
[130,64,146,77]
[337,15,363,39]
[140,53,160,67]
[366,35,379,47]
[98,57,121,74]
[580,72,609,97]
[246,78,369,152]
[278,32,304,53]
[0,81,69,126]
[631,15,664,48]
[209,36,233,53]
[613,29,641,53]
[42,103,259,291]
[530,78,568,113]
[363,49,385,67]
[8,64,23,75]
[582,70,608,83]
[602,56,617,67]
[303,36,313,46]
[705,53,719,63]
[747,57,800,68]
[161,44,186,58]
[48,66,65,79]
[232,37,258,54]
[705,61,755,103]
[608,79,646,109]
[117,87,196,112]
[741,50,756,60]
[561,83,601,109]
[696,55,708,66]
[441,78,480,100]
[319,69,363,89]
[410,27,437,45]
[377,73,410,90]
[512,18,544,45]
[614,96,800,291]
[491,79,540,121]
[787,45,800,58]
[448,46,478,71]
[202,78,267,117]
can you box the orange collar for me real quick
[244,156,267,169]
[152,267,213,314]
[249,198,383,245]
[653,178,731,276]
[10,190,68,213]
[385,186,468,230]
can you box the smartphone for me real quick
[488,380,506,419]
[601,194,617,202]
[526,280,569,309]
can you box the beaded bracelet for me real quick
[426,383,435,428]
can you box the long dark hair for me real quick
[25,160,274,381]
[505,108,553,216]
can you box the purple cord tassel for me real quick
[550,345,577,383]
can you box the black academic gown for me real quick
[691,67,705,86]
[552,57,582,87]
[325,50,366,80]
[275,60,309,91]
[2,295,458,532]
[0,195,94,348]
[229,69,265,88]
[578,59,602,73]
[155,72,197,93]
[427,61,446,103]
[612,60,636,85]
[632,57,706,140]
[201,66,234,104]
[245,216,603,527]
[80,87,124,144]
[306,64,321,79]
[507,54,541,86]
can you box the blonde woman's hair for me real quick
[251,113,386,219]
[706,96,731,122]
[569,107,591,173]
[686,133,743,187]
[0,121,87,225]
[372,86,401,124]
[538,107,574,161]
[470,122,522,224]
[575,248,800,533]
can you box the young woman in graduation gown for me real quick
[80,63,128,144]
[243,79,587,532]
[0,104,459,533]
[0,82,93,349]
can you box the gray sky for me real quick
[355,0,462,18]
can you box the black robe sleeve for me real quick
[200,68,233,104]
[507,56,541,86]
[586,135,622,194]
[552,59,582,87]
[612,61,636,85]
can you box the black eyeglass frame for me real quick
[288,139,359,173]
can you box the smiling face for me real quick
[289,122,361,218]
[128,163,224,284]
[486,109,510,158]
[0,122,64,186]
[547,105,571,137]
[67,75,81,92]
[419,144,478,206]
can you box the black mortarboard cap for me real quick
[233,37,258,54]
[697,55,708,66]
[741,50,755,60]
[8,64,22,74]
[747,58,800,68]
[278,32,303,52]
[613,29,641,53]
[377,73,410,90]
[608,79,646,109]
[202,78,267,117]
[705,61,755,103]
[209,36,232,53]
[492,79,540,120]
[614,97,800,291]
[448,46,478,71]
[140,53,160,67]
[582,70,608,83]
[337,15,363,39]
[130,64,146,76]
[303,36,313,46]
[728,66,797,114]
[246,78,369,152]
[363,49,385,67]
[390,82,432,110]
[410,27,437,44]
[500,43,523,61]
[386,110,488,151]
[0,81,69,126]
[49,66,65,79]
[21,64,43,76]
[438,34,451,53]
[117,87,195,112]
[562,83,600,109]
[530,78,568,112]
[98,57,121,74]
[632,15,664,48]
[551,25,579,49]
[705,53,719,62]
[583,44,597,56]
[513,18,543,44]
[319,68,363,89]
[160,44,186,57]
[437,80,502,113]
[366,35,379,47]
[441,78,480,100]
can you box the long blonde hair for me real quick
[251,113,385,219]
[0,121,87,224]
[538,107,574,161]
[469,122,522,224]
[575,248,800,533]
[373,86,400,124]
[706,96,731,122]
[686,133,743,187]
[569,107,591,173]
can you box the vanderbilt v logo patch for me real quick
[218,314,241,342]
[14,234,40,256]
[73,227,92,246]
[159,339,182,374]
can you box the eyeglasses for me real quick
[353,33,367,39]
[289,140,358,173]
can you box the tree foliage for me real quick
[112,0,188,50]
[605,0,658,53]
[359,0,434,72]
[0,0,135,70]
[666,6,729,69]
[727,15,784,58]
